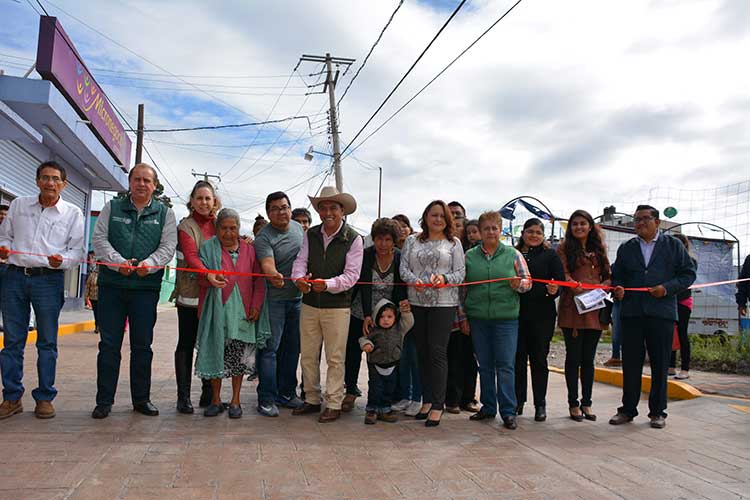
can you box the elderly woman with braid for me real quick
[194,208,271,419]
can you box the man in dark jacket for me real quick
[609,205,696,429]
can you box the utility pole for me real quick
[135,103,144,164]
[191,170,221,184]
[298,53,354,193]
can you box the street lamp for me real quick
[304,146,332,162]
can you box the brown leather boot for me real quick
[292,403,321,416]
[318,408,341,423]
[0,399,23,420]
[34,400,55,419]
[341,394,357,412]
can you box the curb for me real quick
[548,365,702,400]
[0,320,95,349]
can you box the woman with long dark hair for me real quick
[400,201,465,427]
[392,214,413,250]
[514,218,565,422]
[670,233,696,379]
[557,209,611,422]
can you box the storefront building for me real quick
[0,16,131,307]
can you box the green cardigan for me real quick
[464,243,520,321]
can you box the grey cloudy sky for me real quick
[0,0,748,231]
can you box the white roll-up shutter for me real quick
[0,139,39,198]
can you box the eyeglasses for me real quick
[39,175,63,184]
[268,205,290,214]
[634,216,655,224]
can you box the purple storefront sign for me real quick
[36,16,131,169]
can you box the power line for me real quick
[340,0,468,155]
[34,0,48,15]
[25,0,42,16]
[125,115,313,133]
[344,0,524,158]
[94,74,308,88]
[40,0,263,121]
[91,81,309,96]
[337,0,405,106]
[145,132,327,149]
[226,70,326,182]
[236,169,330,214]
[221,71,298,179]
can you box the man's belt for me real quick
[8,264,64,276]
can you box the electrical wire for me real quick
[340,0,468,155]
[221,71,298,179]
[226,70,325,182]
[125,116,312,133]
[145,132,326,149]
[343,0,524,158]
[338,0,404,106]
[39,0,264,121]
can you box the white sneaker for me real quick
[392,399,411,411]
[405,401,422,417]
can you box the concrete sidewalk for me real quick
[0,307,748,500]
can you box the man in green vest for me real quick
[91,164,177,419]
[291,187,363,423]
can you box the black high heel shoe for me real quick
[425,409,443,427]
[569,406,584,422]
[581,406,597,421]
[415,404,431,420]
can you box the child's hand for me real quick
[399,299,411,313]
[363,344,374,353]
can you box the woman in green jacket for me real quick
[463,211,532,429]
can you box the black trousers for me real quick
[411,306,454,410]
[562,328,601,408]
[176,305,199,353]
[515,316,555,407]
[344,315,365,396]
[446,330,477,406]
[90,300,99,331]
[620,316,673,418]
[669,304,691,371]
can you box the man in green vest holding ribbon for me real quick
[91,164,177,419]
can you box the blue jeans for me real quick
[0,268,64,402]
[611,301,622,359]
[366,363,398,413]
[398,332,421,401]
[96,286,159,405]
[470,318,518,418]
[257,298,301,404]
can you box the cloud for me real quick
[0,0,748,238]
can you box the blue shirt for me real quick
[638,231,659,266]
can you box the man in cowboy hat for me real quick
[291,186,364,422]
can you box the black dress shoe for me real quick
[133,401,159,416]
[534,406,547,422]
[91,404,111,419]
[502,415,517,430]
[199,379,212,408]
[176,397,194,415]
[469,412,495,421]
[515,404,524,416]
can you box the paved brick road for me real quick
[0,307,748,500]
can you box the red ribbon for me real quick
[5,249,748,292]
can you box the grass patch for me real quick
[684,332,750,375]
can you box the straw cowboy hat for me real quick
[308,186,357,215]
